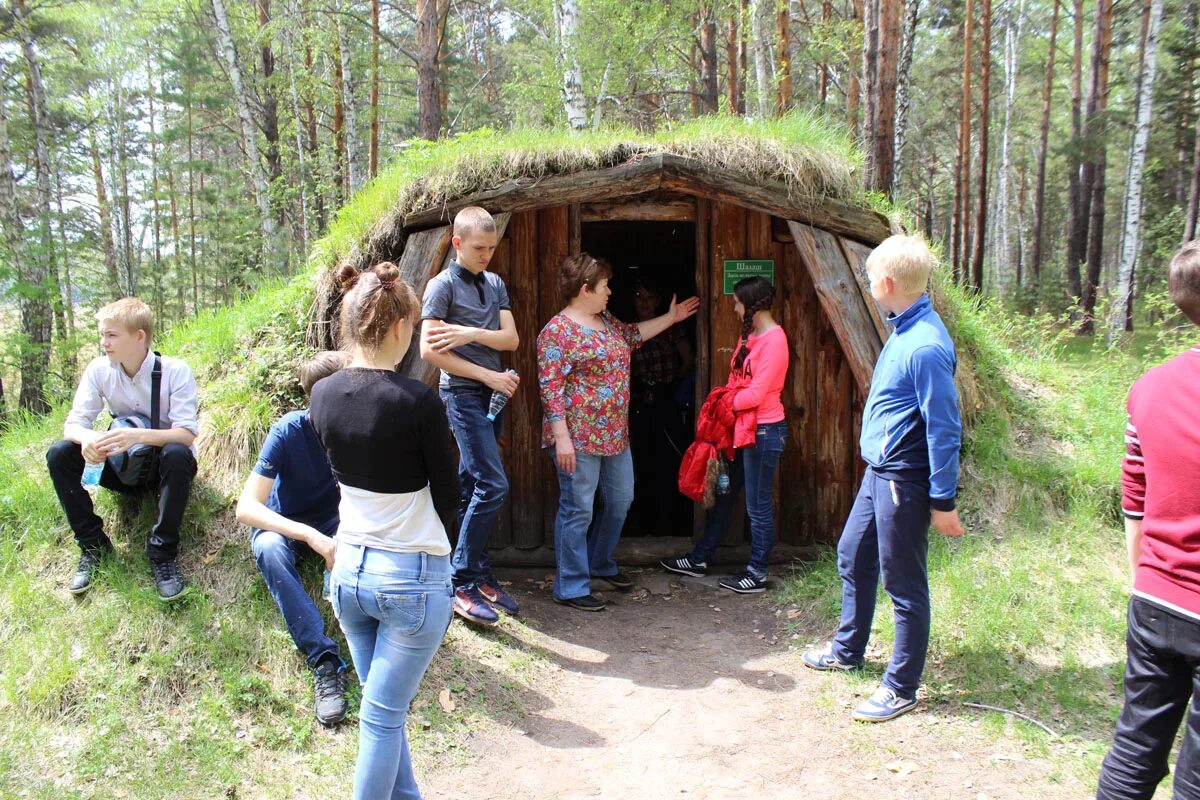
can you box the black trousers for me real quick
[1097,595,1200,800]
[46,439,197,561]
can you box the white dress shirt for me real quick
[65,352,200,455]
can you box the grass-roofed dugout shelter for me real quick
[305,115,943,564]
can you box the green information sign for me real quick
[722,259,775,294]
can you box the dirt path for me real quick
[422,569,1091,800]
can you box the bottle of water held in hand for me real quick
[716,457,731,494]
[486,370,518,421]
[81,460,104,494]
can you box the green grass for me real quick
[777,288,1190,787]
[310,112,869,272]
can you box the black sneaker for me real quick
[150,557,187,601]
[553,594,607,612]
[718,572,767,594]
[594,571,634,590]
[313,659,348,726]
[659,555,707,578]
[69,546,110,594]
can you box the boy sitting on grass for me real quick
[802,234,964,722]
[47,298,199,601]
[1096,241,1200,799]
[235,351,349,726]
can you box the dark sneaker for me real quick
[150,558,187,601]
[853,686,918,722]
[313,660,348,726]
[554,593,607,612]
[659,556,707,578]
[718,572,767,594]
[69,547,109,595]
[478,579,519,616]
[593,571,633,590]
[454,585,500,626]
[801,641,862,672]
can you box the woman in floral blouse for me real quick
[537,253,699,611]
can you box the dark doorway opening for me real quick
[581,220,697,538]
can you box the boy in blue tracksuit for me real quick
[803,234,964,722]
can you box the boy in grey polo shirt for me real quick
[420,206,521,626]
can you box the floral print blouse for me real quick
[537,310,644,457]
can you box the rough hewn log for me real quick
[538,206,571,547]
[487,538,821,567]
[788,222,883,394]
[506,210,544,549]
[580,197,696,222]
[837,237,891,344]
[396,224,452,381]
[399,153,892,245]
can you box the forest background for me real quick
[0,0,1197,409]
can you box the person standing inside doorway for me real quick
[420,206,521,626]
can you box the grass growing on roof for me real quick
[309,112,866,272]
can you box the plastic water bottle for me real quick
[322,569,332,601]
[81,461,104,494]
[486,370,518,421]
[716,458,731,494]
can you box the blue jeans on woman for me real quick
[551,447,634,601]
[331,543,453,800]
[690,421,789,577]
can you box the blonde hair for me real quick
[453,206,496,239]
[96,297,153,343]
[866,234,936,295]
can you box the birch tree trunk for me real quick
[893,0,920,190]
[555,0,588,129]
[1030,0,1060,281]
[995,0,1024,297]
[727,7,741,113]
[211,0,278,268]
[751,0,773,118]
[335,4,360,192]
[369,0,380,178]
[285,19,310,251]
[1109,0,1164,339]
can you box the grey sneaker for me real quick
[69,547,109,594]
[314,660,348,726]
[150,557,187,601]
[853,686,918,722]
[801,641,862,671]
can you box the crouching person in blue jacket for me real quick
[803,234,964,722]
[235,351,350,726]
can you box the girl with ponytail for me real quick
[309,261,460,800]
[661,275,790,594]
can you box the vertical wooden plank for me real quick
[813,309,854,543]
[538,206,570,547]
[506,210,543,549]
[484,236,514,550]
[568,203,581,256]
[692,198,711,545]
[395,225,453,383]
[710,201,747,548]
[838,236,891,344]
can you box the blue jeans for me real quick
[251,519,343,669]
[440,386,508,588]
[690,421,788,577]
[833,468,932,699]
[551,447,634,601]
[331,543,453,800]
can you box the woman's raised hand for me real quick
[670,294,701,324]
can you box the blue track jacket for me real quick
[859,293,961,511]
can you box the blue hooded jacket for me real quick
[859,293,961,510]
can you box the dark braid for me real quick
[731,276,776,372]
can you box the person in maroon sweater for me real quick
[1096,240,1200,800]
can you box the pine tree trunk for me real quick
[701,4,719,113]
[776,0,792,114]
[954,0,974,282]
[0,76,50,413]
[727,7,741,113]
[285,19,310,251]
[1109,0,1164,339]
[1031,0,1060,282]
[869,0,900,196]
[89,128,121,298]
[970,0,991,292]
[848,0,862,134]
[1186,7,1200,241]
[301,11,325,231]
[1065,0,1086,302]
[257,0,283,190]
[893,0,920,190]
[369,0,380,177]
[1079,0,1115,332]
[332,33,347,200]
[861,0,880,157]
[211,0,278,267]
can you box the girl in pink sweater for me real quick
[661,276,790,593]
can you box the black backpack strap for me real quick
[150,352,162,430]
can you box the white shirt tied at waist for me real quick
[336,483,451,556]
[65,354,200,457]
